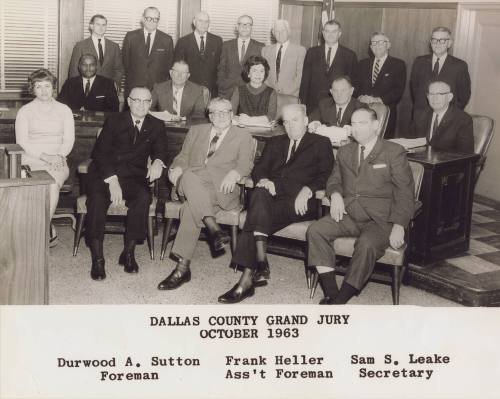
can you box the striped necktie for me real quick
[172,88,179,115]
[358,145,366,172]
[207,131,221,160]
[200,36,205,56]
[336,107,342,127]
[84,79,91,96]
[372,59,380,85]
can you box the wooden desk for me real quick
[408,147,479,265]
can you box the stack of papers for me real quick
[388,137,427,149]
[149,111,186,122]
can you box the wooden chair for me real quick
[471,115,495,187]
[368,102,390,139]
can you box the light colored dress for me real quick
[15,98,75,186]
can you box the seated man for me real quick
[308,76,366,144]
[151,60,207,120]
[307,108,415,304]
[157,98,255,292]
[410,80,474,153]
[218,104,334,304]
[85,87,168,281]
[57,54,119,112]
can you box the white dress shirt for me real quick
[82,75,96,92]
[324,42,339,68]
[143,29,157,54]
[91,35,105,57]
[432,53,448,74]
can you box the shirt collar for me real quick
[375,53,388,64]
[325,42,339,51]
[434,105,449,120]
[432,52,448,64]
[82,75,96,85]
[277,40,289,52]
[194,30,206,40]
[130,114,146,129]
[210,125,230,140]
[144,28,156,38]
[359,135,378,156]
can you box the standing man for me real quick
[157,98,255,292]
[85,87,168,281]
[218,104,334,304]
[300,19,357,114]
[217,15,264,99]
[355,32,406,139]
[122,7,174,99]
[69,14,123,89]
[174,12,222,98]
[58,54,119,112]
[307,108,414,304]
[261,19,306,113]
[410,27,471,119]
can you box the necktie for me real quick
[146,33,151,56]
[200,36,205,56]
[207,132,221,159]
[430,114,439,141]
[98,38,104,66]
[372,58,380,85]
[326,46,332,70]
[84,79,90,96]
[240,40,246,64]
[359,145,366,172]
[172,88,179,115]
[133,119,140,145]
[287,140,297,162]
[336,107,342,127]
[276,45,283,80]
[433,57,440,76]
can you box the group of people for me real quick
[14,6,476,304]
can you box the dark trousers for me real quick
[85,174,151,242]
[232,187,315,269]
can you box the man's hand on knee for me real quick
[330,192,346,222]
[220,169,240,194]
[256,178,276,196]
[168,167,183,186]
[389,224,405,249]
[147,159,164,182]
[108,178,123,205]
[295,186,312,216]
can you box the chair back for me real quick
[408,161,424,199]
[201,86,211,109]
[369,102,390,139]
[471,115,495,184]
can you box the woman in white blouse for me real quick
[15,69,75,246]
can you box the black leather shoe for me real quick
[158,269,191,290]
[319,296,335,305]
[211,230,231,252]
[119,251,139,273]
[91,258,106,281]
[218,284,255,304]
[253,261,270,283]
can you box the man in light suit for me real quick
[307,107,415,304]
[410,26,471,119]
[122,7,174,99]
[157,98,255,292]
[300,19,357,114]
[68,14,123,88]
[58,54,119,112]
[410,81,474,154]
[218,104,334,304]
[355,32,406,139]
[217,15,264,99]
[261,19,306,114]
[174,12,223,98]
[151,60,207,119]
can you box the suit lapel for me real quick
[365,138,384,165]
[179,82,190,116]
[374,57,390,87]
[136,115,151,145]
[341,99,355,126]
[434,106,453,141]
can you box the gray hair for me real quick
[282,103,307,117]
[272,19,290,34]
[207,97,232,112]
[432,26,452,36]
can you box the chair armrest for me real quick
[78,159,93,174]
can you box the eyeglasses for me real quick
[144,17,159,23]
[170,69,189,75]
[370,40,388,46]
[427,92,450,97]
[129,97,152,105]
[430,38,450,45]
[210,110,231,117]
[238,23,253,27]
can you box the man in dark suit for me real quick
[410,81,474,154]
[410,26,471,119]
[122,7,174,99]
[307,107,415,304]
[68,14,123,88]
[217,15,264,99]
[151,60,207,118]
[85,87,168,281]
[300,19,357,114]
[355,32,406,139]
[218,104,334,304]
[58,54,119,112]
[174,12,222,98]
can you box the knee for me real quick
[354,236,378,254]
[306,220,324,241]
[249,187,272,205]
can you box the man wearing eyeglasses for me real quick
[217,15,264,99]
[151,60,207,119]
[410,80,473,154]
[410,26,471,119]
[355,32,406,139]
[122,7,174,102]
[85,87,168,281]
[157,98,254,293]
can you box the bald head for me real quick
[193,11,210,35]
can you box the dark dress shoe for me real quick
[91,258,106,281]
[218,284,255,304]
[319,296,335,305]
[118,251,139,273]
[158,269,191,290]
[253,261,270,284]
[211,230,230,252]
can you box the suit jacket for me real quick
[57,75,119,112]
[88,112,168,181]
[300,44,357,113]
[410,104,474,154]
[355,56,406,137]
[309,97,366,127]
[122,29,174,94]
[171,124,254,210]
[252,132,334,201]
[217,38,264,99]
[410,54,471,115]
[261,42,306,99]
[68,37,123,87]
[174,32,223,98]
[327,139,415,229]
[151,80,206,118]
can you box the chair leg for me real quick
[73,213,85,256]
[147,216,154,260]
[306,268,313,289]
[230,225,238,255]
[310,270,319,299]
[392,266,401,305]
[160,218,174,260]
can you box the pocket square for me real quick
[373,163,387,169]
[156,48,165,52]
[95,95,105,98]
[384,73,390,76]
